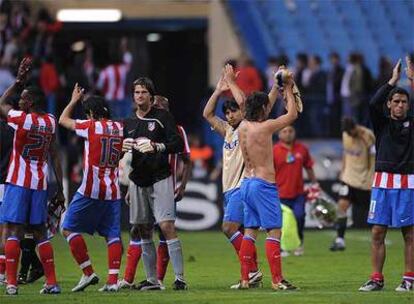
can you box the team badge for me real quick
[403,121,410,128]
[148,121,155,131]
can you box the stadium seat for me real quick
[226,0,413,74]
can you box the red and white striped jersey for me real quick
[96,64,129,101]
[7,110,56,190]
[169,125,190,189]
[372,172,414,189]
[75,119,124,200]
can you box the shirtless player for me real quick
[238,68,298,290]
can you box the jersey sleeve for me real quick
[365,129,376,155]
[7,110,26,130]
[75,119,92,138]
[162,111,184,154]
[178,126,191,155]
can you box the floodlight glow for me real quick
[57,9,122,22]
[147,33,161,42]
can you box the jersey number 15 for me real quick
[100,137,121,167]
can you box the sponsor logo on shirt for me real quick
[224,139,239,150]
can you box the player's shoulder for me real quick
[342,131,351,142]
[273,142,283,151]
[122,115,139,128]
[359,125,373,135]
[294,141,309,152]
[8,109,24,118]
[153,107,172,119]
[358,126,375,142]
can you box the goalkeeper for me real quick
[272,125,318,256]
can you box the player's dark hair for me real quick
[82,95,111,119]
[24,85,46,111]
[342,117,356,134]
[387,87,410,102]
[245,92,269,122]
[133,77,155,96]
[222,99,240,115]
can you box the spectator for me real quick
[96,49,131,119]
[120,36,133,68]
[358,54,373,125]
[303,55,327,137]
[294,53,308,93]
[83,42,96,89]
[235,55,263,95]
[341,53,372,126]
[293,53,309,137]
[189,134,214,179]
[39,55,60,114]
[2,31,18,66]
[326,52,344,137]
[375,56,393,90]
[0,61,14,95]
[341,53,360,120]
[28,8,62,60]
[0,12,12,57]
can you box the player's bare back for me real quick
[239,120,276,183]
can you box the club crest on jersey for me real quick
[148,122,155,131]
[403,121,410,128]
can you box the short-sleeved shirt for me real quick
[273,141,314,199]
[222,124,245,193]
[341,126,375,190]
[169,125,190,189]
[7,110,56,190]
[75,119,123,200]
[123,108,184,187]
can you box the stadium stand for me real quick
[227,0,414,75]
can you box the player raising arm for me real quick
[359,59,414,292]
[59,84,124,293]
[0,58,64,295]
[237,69,298,291]
[202,65,281,288]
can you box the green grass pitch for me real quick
[0,230,413,303]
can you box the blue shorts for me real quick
[368,188,414,228]
[281,195,306,221]
[62,192,121,238]
[223,188,244,224]
[0,184,48,225]
[240,178,282,230]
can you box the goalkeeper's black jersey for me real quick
[0,120,13,183]
[369,83,414,174]
[123,107,184,187]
